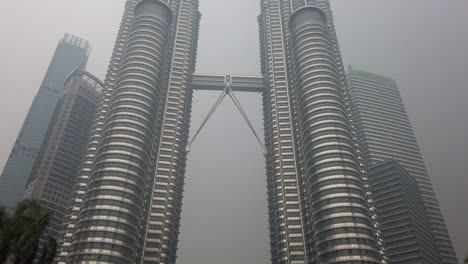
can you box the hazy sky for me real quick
[0,0,467,263]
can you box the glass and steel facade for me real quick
[0,34,90,209]
[259,2,385,263]
[66,1,174,263]
[347,65,458,263]
[59,0,200,263]
[24,69,102,241]
[59,1,141,260]
[59,1,385,263]
[140,0,200,262]
[368,160,442,264]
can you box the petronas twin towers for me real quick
[58,0,387,263]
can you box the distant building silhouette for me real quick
[369,160,442,263]
[348,65,458,263]
[24,69,102,242]
[0,34,90,209]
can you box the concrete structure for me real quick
[59,1,385,263]
[348,65,458,263]
[0,34,90,209]
[368,160,442,263]
[24,69,102,241]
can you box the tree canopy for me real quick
[0,200,57,264]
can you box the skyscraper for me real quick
[59,1,142,260]
[368,160,442,263]
[59,1,384,263]
[347,65,458,263]
[24,69,103,241]
[59,0,201,263]
[259,2,384,263]
[0,34,90,209]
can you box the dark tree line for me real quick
[0,200,57,264]
[1,199,468,263]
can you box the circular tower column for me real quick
[289,6,381,264]
[68,1,172,263]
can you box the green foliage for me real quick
[37,237,58,264]
[0,200,57,264]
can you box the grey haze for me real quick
[0,0,466,263]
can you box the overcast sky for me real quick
[0,0,467,263]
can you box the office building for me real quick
[0,34,90,208]
[259,2,386,262]
[59,1,201,263]
[59,1,385,263]
[368,160,442,263]
[24,69,102,241]
[348,65,458,263]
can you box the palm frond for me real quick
[0,207,7,229]
[0,206,15,263]
[4,199,54,264]
[37,237,58,264]
[17,238,39,264]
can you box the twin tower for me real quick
[58,0,387,263]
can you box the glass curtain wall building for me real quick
[24,69,103,242]
[60,1,385,263]
[368,160,442,263]
[347,65,458,263]
[0,34,90,209]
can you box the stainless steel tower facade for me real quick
[259,2,384,263]
[59,0,200,263]
[59,1,140,260]
[59,1,385,263]
[347,65,459,263]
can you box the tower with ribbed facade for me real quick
[67,1,174,262]
[259,1,385,263]
[58,1,140,261]
[59,0,200,263]
[58,0,386,263]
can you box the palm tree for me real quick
[37,236,58,264]
[0,200,57,264]
[0,206,18,264]
[13,200,51,264]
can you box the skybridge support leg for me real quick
[187,86,228,152]
[226,88,266,155]
[187,75,266,155]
